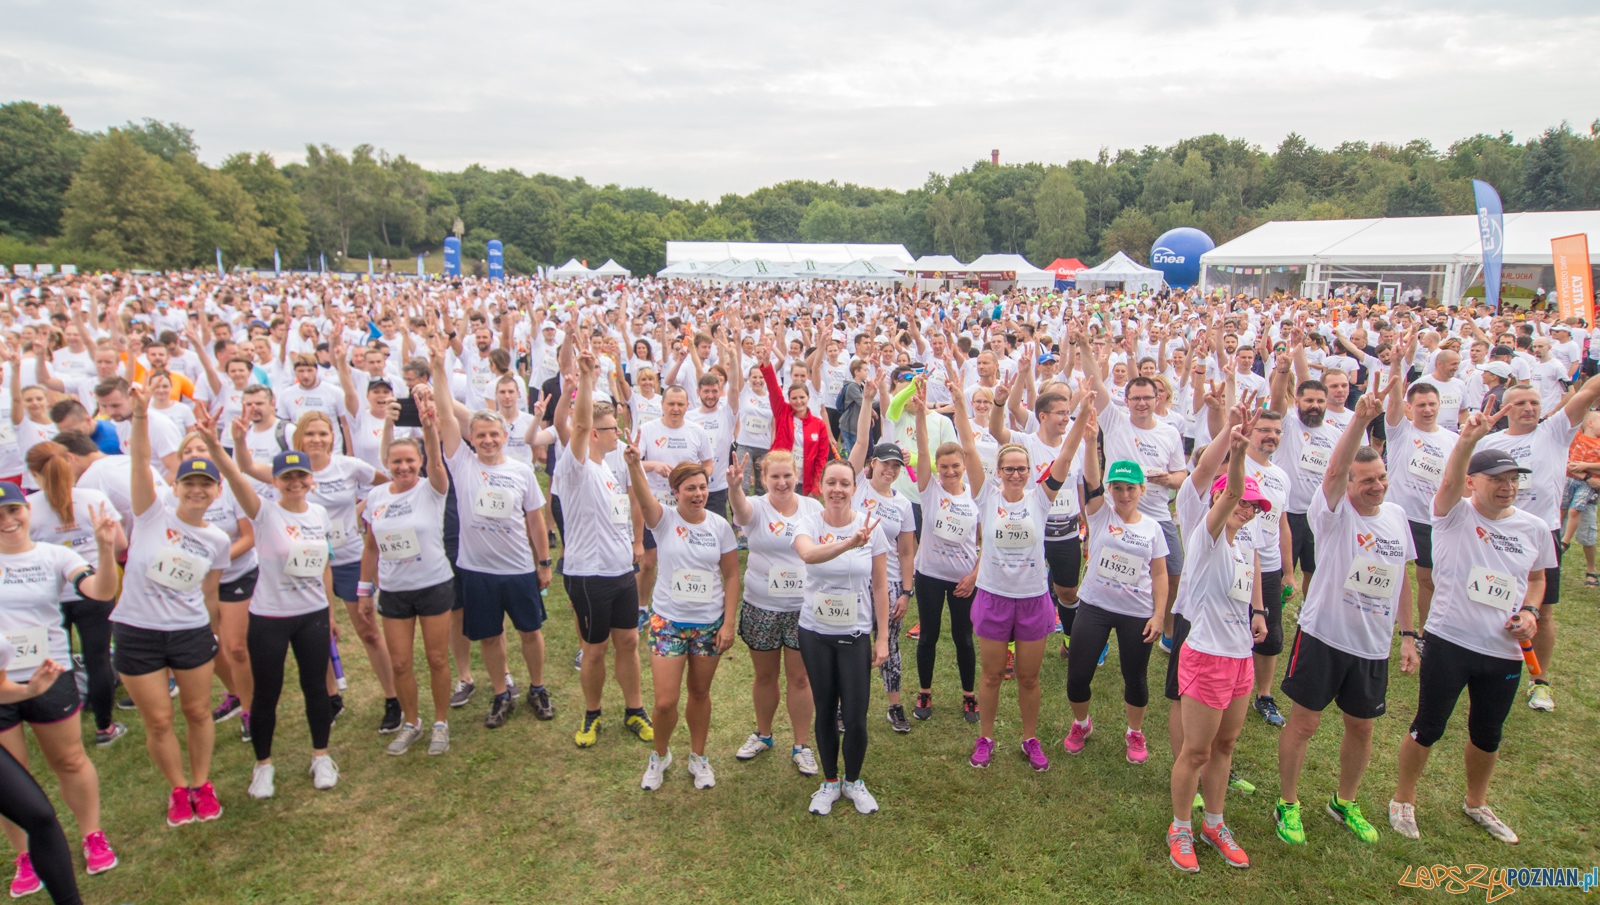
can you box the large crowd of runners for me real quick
[0,269,1598,900]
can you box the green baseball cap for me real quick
[1105,460,1146,485]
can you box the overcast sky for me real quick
[5,1,1598,201]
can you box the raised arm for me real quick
[128,385,157,517]
[1435,411,1492,518]
[947,359,986,487]
[569,351,596,463]
[426,335,464,457]
[623,430,663,529]
[1206,412,1255,540]
[1073,400,1103,515]
[1324,385,1385,510]
[1045,396,1094,504]
[847,374,878,473]
[912,385,934,492]
[195,405,262,519]
[415,386,448,496]
[1073,326,1111,413]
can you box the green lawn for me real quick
[26,541,1600,904]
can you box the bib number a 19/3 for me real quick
[1343,555,1398,598]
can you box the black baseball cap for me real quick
[869,443,907,466]
[273,451,314,478]
[175,458,222,483]
[1468,450,1530,476]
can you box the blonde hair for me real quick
[996,444,1031,469]
[292,410,336,452]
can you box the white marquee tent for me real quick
[666,242,913,266]
[656,260,712,278]
[1072,252,1166,293]
[550,258,594,279]
[709,259,797,283]
[823,259,904,284]
[965,253,1056,290]
[592,258,630,277]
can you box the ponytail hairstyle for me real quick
[25,442,75,525]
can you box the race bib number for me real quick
[742,414,771,436]
[653,487,679,509]
[811,592,858,627]
[376,528,421,562]
[1298,447,1329,476]
[1517,471,1533,495]
[1049,489,1077,517]
[146,547,207,593]
[0,421,14,446]
[1408,452,1444,483]
[541,353,558,373]
[7,626,48,671]
[1343,555,1398,598]
[473,487,516,519]
[609,493,632,525]
[1465,566,1516,612]
[768,566,806,598]
[1257,506,1282,536]
[1095,549,1146,585]
[992,519,1035,549]
[931,510,973,542]
[327,521,356,548]
[670,568,716,603]
[1228,560,1254,603]
[284,541,329,578]
[1438,392,1460,414]
[471,371,491,393]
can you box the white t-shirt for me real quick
[0,544,88,681]
[112,409,183,477]
[854,481,914,587]
[915,482,980,584]
[349,410,419,472]
[975,479,1053,599]
[242,420,296,502]
[249,502,334,618]
[276,381,351,454]
[637,419,713,510]
[552,453,635,578]
[1273,408,1343,514]
[203,483,257,584]
[363,480,455,592]
[1017,430,1085,535]
[447,445,546,575]
[1411,376,1467,432]
[1176,515,1259,660]
[1425,498,1557,660]
[114,503,231,633]
[16,418,57,491]
[647,505,736,625]
[1244,456,1289,572]
[686,403,735,492]
[500,411,538,468]
[794,510,890,636]
[1079,504,1170,619]
[1099,404,1186,522]
[629,393,663,427]
[26,488,118,601]
[734,389,773,449]
[76,456,172,533]
[1300,491,1414,660]
[1384,416,1459,525]
[740,494,822,614]
[305,455,379,567]
[1475,415,1581,529]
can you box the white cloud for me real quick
[2,0,1596,199]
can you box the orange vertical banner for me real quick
[1551,233,1593,323]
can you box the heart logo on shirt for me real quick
[1356,533,1375,551]
[165,529,182,544]
[937,498,951,510]
[768,521,785,534]
[1108,525,1124,537]
[675,526,689,539]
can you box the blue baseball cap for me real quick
[0,482,24,506]
[175,458,222,483]
[272,451,313,478]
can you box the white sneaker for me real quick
[641,750,672,791]
[248,763,275,800]
[309,755,339,791]
[841,779,879,814]
[736,733,773,761]
[428,722,450,756]
[1528,683,1555,712]
[386,722,424,756]
[687,753,716,789]
[1388,799,1419,840]
[808,780,841,815]
[792,745,819,776]
[1463,802,1519,844]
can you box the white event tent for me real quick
[823,260,904,284]
[1072,252,1166,293]
[550,259,594,279]
[665,242,913,266]
[965,253,1056,290]
[708,259,798,283]
[592,259,631,277]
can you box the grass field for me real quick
[20,532,1600,904]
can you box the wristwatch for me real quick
[1399,630,1418,639]
[1251,608,1267,618]
[538,559,553,568]
[1519,605,1540,621]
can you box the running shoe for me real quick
[906,622,920,641]
[886,704,911,734]
[1125,728,1148,764]
[625,711,654,741]
[192,782,222,821]
[736,733,773,760]
[573,648,583,671]
[842,779,879,814]
[310,755,339,791]
[82,830,118,875]
[969,736,995,768]
[1200,821,1250,868]
[528,686,556,721]
[575,713,603,748]
[328,693,344,726]
[386,722,424,756]
[1021,737,1049,772]
[1462,803,1518,844]
[248,764,275,800]
[792,745,819,776]
[736,534,748,552]
[449,679,475,708]
[1167,824,1199,873]
[379,698,403,734]
[1275,798,1306,845]
[809,780,841,815]
[1062,719,1092,755]
[1326,795,1378,843]
[1003,649,1015,680]
[912,692,932,721]
[95,722,128,747]
[1528,683,1554,712]
[166,787,196,827]
[1388,799,1419,840]
[10,854,40,898]
[484,692,515,729]
[168,677,178,698]
[1228,771,1255,794]
[687,753,716,790]
[212,693,242,723]
[239,712,252,743]
[116,695,135,711]
[1059,638,1070,660]
[640,750,672,791]
[1253,695,1285,728]
[961,695,979,723]
[1097,643,1109,667]
[1158,635,1173,655]
[428,722,450,756]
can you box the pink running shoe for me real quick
[9,854,41,898]
[1062,719,1092,755]
[1125,729,1149,764]
[1021,737,1050,772]
[83,830,118,875]
[969,736,995,768]
[166,787,196,828]
[191,782,223,822]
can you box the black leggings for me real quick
[247,609,333,762]
[1407,634,1521,753]
[61,596,114,731]
[798,628,871,783]
[0,746,80,905]
[913,572,975,693]
[1066,603,1153,708]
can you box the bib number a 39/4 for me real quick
[811,592,858,627]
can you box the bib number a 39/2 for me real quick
[670,568,716,603]
[811,592,858,627]
[768,566,805,598]
[284,541,329,578]
[146,547,207,593]
[1465,566,1516,611]
[7,626,49,671]
[474,487,516,519]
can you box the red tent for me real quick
[1042,258,1087,278]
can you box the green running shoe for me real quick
[1275,798,1306,845]
[1326,795,1379,843]
[1228,771,1256,794]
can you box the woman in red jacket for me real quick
[758,348,831,496]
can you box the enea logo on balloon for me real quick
[1151,247,1185,265]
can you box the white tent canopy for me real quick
[965,253,1056,289]
[592,258,630,277]
[710,259,797,283]
[656,260,711,278]
[823,260,904,283]
[910,254,968,274]
[1072,252,1166,293]
[1203,211,1600,267]
[666,242,913,266]
[550,258,594,278]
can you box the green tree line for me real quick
[2,100,1598,274]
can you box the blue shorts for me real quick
[458,568,548,640]
[331,561,362,603]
